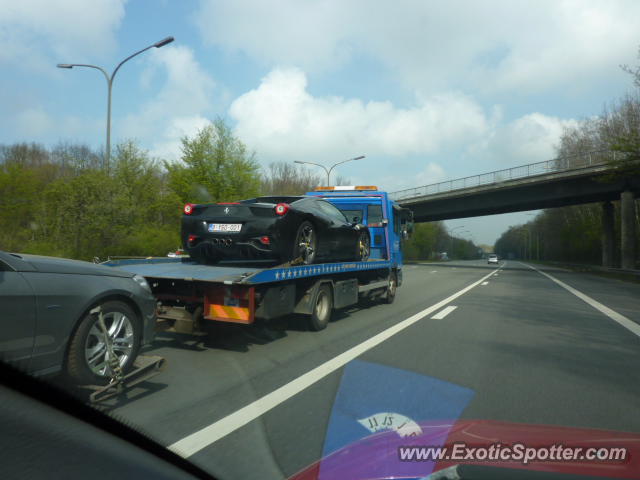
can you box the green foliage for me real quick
[403,222,448,260]
[0,161,50,251]
[0,118,282,260]
[166,118,261,203]
[0,140,181,260]
[494,204,616,264]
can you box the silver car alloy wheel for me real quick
[84,311,135,376]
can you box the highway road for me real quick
[107,260,640,480]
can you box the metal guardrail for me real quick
[390,150,622,201]
[535,260,640,278]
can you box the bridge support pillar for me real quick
[601,201,615,267]
[620,191,637,270]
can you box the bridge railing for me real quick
[390,150,618,201]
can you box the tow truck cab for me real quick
[305,186,414,264]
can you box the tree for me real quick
[0,139,184,259]
[601,94,640,169]
[0,161,47,251]
[50,141,103,174]
[403,222,448,260]
[261,161,322,195]
[621,45,640,89]
[166,118,261,203]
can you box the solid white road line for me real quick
[523,263,640,338]
[431,305,458,319]
[168,266,502,458]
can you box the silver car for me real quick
[0,251,156,385]
[487,254,499,264]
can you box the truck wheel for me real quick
[308,284,332,331]
[66,301,141,385]
[382,271,397,304]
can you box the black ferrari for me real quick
[181,196,370,265]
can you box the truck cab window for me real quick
[367,205,383,224]
[340,209,364,223]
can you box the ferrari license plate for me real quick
[208,223,242,233]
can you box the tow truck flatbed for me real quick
[104,256,397,332]
[103,257,392,285]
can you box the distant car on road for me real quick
[487,254,499,264]
[0,251,156,385]
[182,196,371,265]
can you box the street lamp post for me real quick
[524,213,540,261]
[58,36,174,173]
[294,155,365,186]
[520,228,531,260]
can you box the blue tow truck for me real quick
[105,186,413,332]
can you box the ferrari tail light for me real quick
[184,203,196,215]
[275,203,289,216]
[259,236,270,245]
[188,234,197,244]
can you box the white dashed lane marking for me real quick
[431,305,458,320]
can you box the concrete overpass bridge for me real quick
[390,151,640,269]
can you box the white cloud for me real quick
[4,43,217,159]
[480,113,579,164]
[194,0,640,94]
[193,0,353,72]
[15,107,53,136]
[10,106,103,142]
[229,68,488,161]
[119,45,216,159]
[380,162,447,193]
[0,0,126,71]
[149,116,212,160]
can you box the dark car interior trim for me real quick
[0,360,217,480]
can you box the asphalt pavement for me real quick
[107,260,640,480]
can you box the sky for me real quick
[1,0,639,245]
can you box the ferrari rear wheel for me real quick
[294,221,317,265]
[357,231,370,261]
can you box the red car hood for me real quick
[289,419,640,480]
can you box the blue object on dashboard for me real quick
[320,360,475,480]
